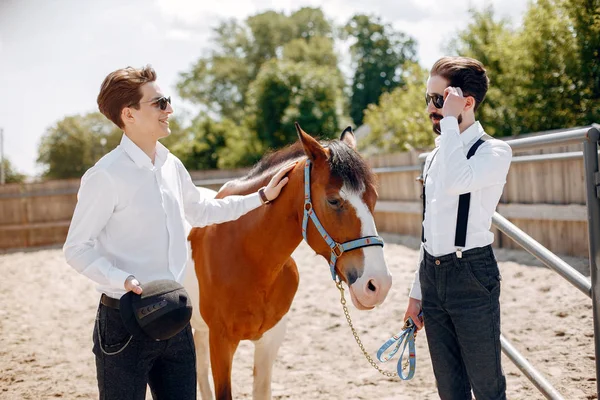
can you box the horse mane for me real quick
[241,142,306,182]
[220,138,375,196]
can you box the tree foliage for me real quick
[37,113,122,179]
[246,60,343,150]
[40,2,599,175]
[177,7,337,125]
[361,63,433,153]
[1,158,26,183]
[344,14,417,126]
[448,0,600,136]
[168,116,262,170]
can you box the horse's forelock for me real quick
[327,141,374,193]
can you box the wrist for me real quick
[258,187,271,204]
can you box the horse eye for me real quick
[327,198,341,207]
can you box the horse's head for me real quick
[295,123,392,310]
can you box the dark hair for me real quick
[430,56,489,112]
[97,65,157,128]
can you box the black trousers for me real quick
[420,245,506,400]
[92,302,196,400]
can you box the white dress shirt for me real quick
[409,117,512,300]
[63,134,262,299]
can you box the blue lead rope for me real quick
[376,313,422,380]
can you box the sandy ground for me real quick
[0,234,596,400]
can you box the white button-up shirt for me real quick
[63,134,262,299]
[409,117,512,300]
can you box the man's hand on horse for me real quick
[263,162,297,202]
[404,297,424,330]
[124,275,143,295]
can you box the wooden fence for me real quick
[0,141,591,257]
[0,169,247,251]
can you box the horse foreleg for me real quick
[193,323,213,400]
[252,315,288,400]
[209,330,239,400]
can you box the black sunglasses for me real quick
[425,93,444,109]
[137,96,172,111]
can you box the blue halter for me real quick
[301,159,385,281]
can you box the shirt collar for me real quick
[154,141,169,168]
[434,120,484,148]
[120,134,169,169]
[460,121,485,147]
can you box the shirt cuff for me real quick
[440,116,460,134]
[409,279,422,300]
[245,192,263,209]
[107,266,132,291]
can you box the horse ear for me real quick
[340,126,357,149]
[295,122,327,161]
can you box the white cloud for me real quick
[155,0,260,24]
[166,28,208,42]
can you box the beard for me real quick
[431,113,462,135]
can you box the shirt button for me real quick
[435,260,441,266]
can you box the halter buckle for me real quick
[332,243,344,258]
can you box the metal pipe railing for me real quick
[500,335,565,400]
[583,125,600,394]
[510,150,590,164]
[371,165,422,174]
[492,212,591,298]
[506,127,590,150]
[419,126,593,160]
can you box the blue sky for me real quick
[0,0,527,176]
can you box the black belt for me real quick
[100,294,120,310]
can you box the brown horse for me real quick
[184,124,392,400]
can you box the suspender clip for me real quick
[456,249,463,259]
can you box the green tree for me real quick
[344,14,417,126]
[447,6,519,136]
[560,0,600,124]
[246,60,343,150]
[216,124,265,169]
[282,36,338,67]
[511,0,582,133]
[1,158,26,183]
[177,7,338,125]
[169,116,245,170]
[37,112,122,179]
[449,1,600,137]
[362,63,434,153]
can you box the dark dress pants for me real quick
[420,245,506,400]
[92,302,197,400]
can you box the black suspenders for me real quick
[421,149,439,243]
[421,135,489,257]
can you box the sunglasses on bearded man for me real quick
[425,93,444,109]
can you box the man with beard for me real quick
[403,56,512,400]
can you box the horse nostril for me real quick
[367,280,377,293]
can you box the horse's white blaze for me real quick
[341,185,392,307]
